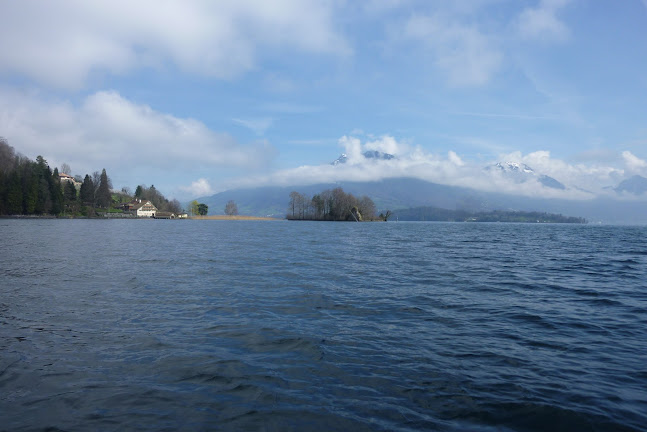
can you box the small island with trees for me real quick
[287,187,390,221]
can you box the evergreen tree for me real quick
[33,157,54,214]
[96,168,112,208]
[23,167,38,214]
[36,177,52,214]
[64,181,77,202]
[6,171,23,214]
[50,168,63,214]
[197,203,208,216]
[80,174,94,205]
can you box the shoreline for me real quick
[0,214,282,221]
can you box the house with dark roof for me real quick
[153,211,175,219]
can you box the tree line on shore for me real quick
[287,187,387,221]
[0,138,182,217]
[392,206,587,223]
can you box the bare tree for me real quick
[331,187,354,220]
[296,193,306,219]
[288,191,299,218]
[168,199,183,214]
[320,189,332,218]
[358,196,377,220]
[311,194,324,219]
[59,162,72,175]
[0,138,16,173]
[380,210,393,221]
[225,200,238,216]
[92,170,101,204]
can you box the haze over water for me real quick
[1,220,646,431]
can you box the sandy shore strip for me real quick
[190,215,282,221]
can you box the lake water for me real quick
[1,219,646,431]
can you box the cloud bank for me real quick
[212,135,644,201]
[0,0,349,89]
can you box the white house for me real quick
[58,173,82,189]
[124,199,158,217]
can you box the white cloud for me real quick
[448,151,464,166]
[364,135,406,155]
[224,135,627,200]
[622,151,647,173]
[339,134,407,162]
[516,0,571,42]
[339,135,364,164]
[499,150,625,191]
[403,13,503,86]
[218,135,645,201]
[0,0,349,89]
[0,87,275,187]
[180,178,214,197]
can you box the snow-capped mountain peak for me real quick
[488,161,566,190]
[331,153,348,165]
[493,162,535,174]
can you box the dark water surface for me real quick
[1,220,646,431]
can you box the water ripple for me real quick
[0,221,646,431]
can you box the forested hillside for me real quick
[0,138,182,217]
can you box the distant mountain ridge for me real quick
[615,175,647,195]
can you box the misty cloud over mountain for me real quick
[487,162,566,190]
[203,135,645,202]
[193,136,647,224]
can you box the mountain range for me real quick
[195,155,647,224]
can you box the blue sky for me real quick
[1,0,646,200]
